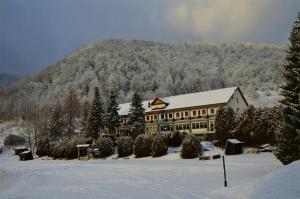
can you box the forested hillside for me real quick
[0,39,285,119]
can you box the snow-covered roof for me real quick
[227,139,244,144]
[118,87,239,116]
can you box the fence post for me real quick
[222,155,227,187]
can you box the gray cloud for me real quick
[0,0,299,75]
[164,0,299,43]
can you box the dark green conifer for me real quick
[86,87,104,139]
[276,13,300,165]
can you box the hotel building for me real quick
[118,87,248,139]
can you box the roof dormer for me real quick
[150,98,169,110]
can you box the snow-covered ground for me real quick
[0,149,285,199]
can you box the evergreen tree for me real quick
[215,106,236,146]
[276,13,300,165]
[80,101,90,136]
[85,87,104,139]
[63,87,80,138]
[128,91,145,136]
[48,101,64,141]
[104,90,120,135]
[234,105,256,143]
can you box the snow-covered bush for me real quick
[168,131,186,147]
[152,134,168,157]
[134,134,154,158]
[116,136,133,157]
[181,134,202,159]
[4,134,26,146]
[49,136,85,159]
[94,137,114,158]
[64,136,86,159]
[36,137,51,157]
[51,140,67,159]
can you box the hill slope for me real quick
[0,39,285,118]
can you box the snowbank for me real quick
[250,160,300,199]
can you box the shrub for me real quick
[49,136,86,159]
[116,136,133,157]
[64,136,86,159]
[51,140,67,159]
[152,134,168,157]
[181,134,202,159]
[36,137,51,157]
[134,134,154,158]
[169,131,185,147]
[4,134,26,146]
[94,137,114,158]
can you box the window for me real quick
[210,108,215,115]
[154,115,157,120]
[183,123,189,130]
[176,112,180,118]
[200,122,208,129]
[146,116,150,121]
[210,121,215,131]
[181,112,184,117]
[198,110,201,116]
[192,123,200,129]
[185,112,189,117]
[161,125,172,131]
[193,111,197,116]
[202,109,206,115]
[236,98,239,104]
[161,114,164,119]
[176,124,182,130]
[169,113,173,119]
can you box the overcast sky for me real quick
[1,0,299,75]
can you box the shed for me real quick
[19,150,33,161]
[14,146,28,155]
[76,144,90,160]
[225,139,244,155]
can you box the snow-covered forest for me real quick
[0,39,285,120]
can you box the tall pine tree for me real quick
[276,13,300,165]
[128,91,145,136]
[215,106,236,146]
[63,87,81,138]
[80,101,90,137]
[104,90,120,135]
[48,100,64,141]
[85,87,104,139]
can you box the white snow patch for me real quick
[0,149,282,199]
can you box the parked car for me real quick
[259,144,273,152]
[19,150,33,161]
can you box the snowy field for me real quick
[0,149,290,199]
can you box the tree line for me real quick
[215,105,282,146]
[45,87,145,142]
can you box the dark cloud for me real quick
[0,0,299,75]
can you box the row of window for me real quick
[145,108,217,121]
[146,121,215,132]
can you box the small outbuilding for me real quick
[225,139,244,155]
[76,144,90,160]
[14,146,28,155]
[19,150,33,161]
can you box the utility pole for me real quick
[222,155,228,187]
